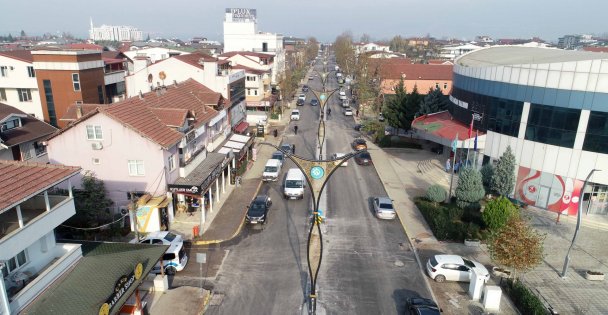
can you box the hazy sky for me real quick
[2,0,607,43]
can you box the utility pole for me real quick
[130,192,140,240]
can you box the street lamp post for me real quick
[561,168,601,278]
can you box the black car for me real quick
[351,138,367,151]
[354,151,372,165]
[405,298,441,315]
[296,99,305,106]
[310,99,319,106]
[302,85,309,92]
[246,195,272,225]
[280,143,293,154]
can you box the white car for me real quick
[426,255,490,283]
[343,108,353,116]
[290,109,300,121]
[298,94,306,101]
[331,153,348,166]
[372,197,396,220]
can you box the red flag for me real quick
[468,114,474,138]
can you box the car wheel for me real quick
[165,266,177,276]
[434,275,446,283]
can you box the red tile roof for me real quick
[60,104,106,122]
[369,59,453,80]
[0,160,81,211]
[65,43,104,51]
[150,108,189,127]
[0,50,33,63]
[173,52,217,68]
[583,47,608,53]
[50,79,221,149]
[0,103,57,147]
[231,64,269,75]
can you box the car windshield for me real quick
[379,203,393,210]
[463,258,475,268]
[248,202,266,216]
[163,232,177,242]
[271,153,283,160]
[281,145,291,151]
[359,153,371,159]
[286,180,303,188]
[264,166,278,172]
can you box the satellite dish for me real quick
[159,71,167,80]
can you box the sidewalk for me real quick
[366,136,608,314]
[170,104,292,245]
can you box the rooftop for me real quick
[0,103,57,147]
[369,59,453,80]
[457,46,608,67]
[0,50,33,63]
[0,160,81,211]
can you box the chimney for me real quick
[76,104,83,118]
[161,85,167,94]
[173,80,178,87]
[139,91,144,99]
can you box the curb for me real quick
[193,180,264,246]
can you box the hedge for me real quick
[503,279,548,315]
[414,197,482,241]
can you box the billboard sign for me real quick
[227,8,257,22]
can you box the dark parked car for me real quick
[310,99,319,106]
[351,138,367,151]
[296,98,305,106]
[280,143,293,154]
[405,297,441,315]
[302,85,309,92]
[354,124,362,131]
[271,151,284,166]
[354,151,372,165]
[246,195,272,225]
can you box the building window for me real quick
[168,154,175,171]
[72,73,81,91]
[435,83,439,89]
[0,66,7,77]
[43,80,57,127]
[86,125,103,140]
[128,160,145,176]
[34,141,46,156]
[583,111,608,154]
[0,88,6,101]
[444,83,448,90]
[246,76,256,82]
[1,250,28,278]
[27,66,35,78]
[17,88,32,102]
[21,143,33,160]
[254,90,258,96]
[97,85,104,104]
[92,158,101,165]
[525,103,580,148]
[1,119,21,131]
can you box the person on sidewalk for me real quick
[273,129,278,137]
[292,144,296,154]
[327,108,331,116]
[356,109,359,117]
[294,125,298,135]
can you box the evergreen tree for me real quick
[417,87,449,116]
[455,167,485,209]
[69,172,114,227]
[480,163,495,190]
[145,33,150,41]
[7,33,14,42]
[405,84,422,124]
[20,30,26,38]
[491,145,517,196]
[383,78,408,129]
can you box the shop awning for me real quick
[223,140,245,150]
[22,242,168,315]
[169,153,228,195]
[234,121,249,134]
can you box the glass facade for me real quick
[584,111,608,154]
[525,103,580,148]
[450,87,523,137]
[43,80,57,127]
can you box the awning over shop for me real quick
[168,152,229,195]
[411,111,485,148]
[136,194,172,208]
[223,140,245,150]
[215,133,254,160]
[22,242,168,315]
[234,121,249,134]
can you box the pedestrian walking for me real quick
[356,109,359,117]
[327,108,331,116]
[294,125,298,135]
[273,129,278,137]
[292,144,296,154]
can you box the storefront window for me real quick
[583,111,608,154]
[525,103,580,148]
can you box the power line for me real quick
[60,212,129,230]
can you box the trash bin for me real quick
[193,225,200,237]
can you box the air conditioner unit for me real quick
[91,142,103,150]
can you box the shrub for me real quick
[480,163,494,190]
[414,197,480,242]
[426,185,447,203]
[491,145,517,196]
[455,167,485,209]
[482,196,519,231]
[504,279,547,315]
[377,135,392,147]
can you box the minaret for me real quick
[90,17,93,30]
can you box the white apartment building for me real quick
[0,161,81,314]
[223,8,285,85]
[0,51,44,119]
[88,19,143,42]
[122,47,189,72]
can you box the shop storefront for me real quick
[216,133,254,178]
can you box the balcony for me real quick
[0,192,76,256]
[104,70,126,85]
[7,243,82,312]
[179,146,207,178]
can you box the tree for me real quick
[360,33,371,43]
[491,145,516,196]
[8,33,14,42]
[417,87,449,116]
[455,167,485,209]
[20,30,26,38]
[487,216,545,279]
[426,185,447,204]
[145,33,150,41]
[482,196,519,231]
[480,163,494,190]
[69,172,114,228]
[383,78,408,129]
[405,85,422,124]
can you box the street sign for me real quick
[320,94,327,101]
[310,166,325,180]
[196,252,207,264]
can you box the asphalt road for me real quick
[204,56,431,315]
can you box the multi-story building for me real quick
[223,8,285,85]
[47,79,245,228]
[557,35,581,50]
[0,51,43,119]
[354,42,392,55]
[0,102,57,163]
[446,46,608,217]
[220,51,273,107]
[367,58,453,95]
[88,19,144,42]
[124,52,247,129]
[439,43,482,60]
[122,47,189,73]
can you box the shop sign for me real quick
[99,263,143,315]
[200,164,223,192]
[229,8,256,21]
[168,185,201,194]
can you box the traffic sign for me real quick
[310,166,325,180]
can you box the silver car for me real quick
[372,197,396,220]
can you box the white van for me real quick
[284,168,305,199]
[263,159,282,181]
[134,231,188,275]
[339,91,346,100]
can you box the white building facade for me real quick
[450,46,608,217]
[223,8,285,85]
[89,19,143,42]
[0,52,44,119]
